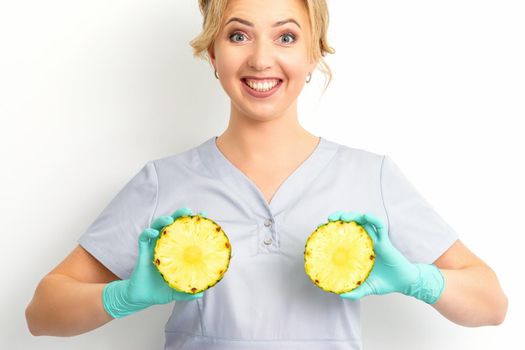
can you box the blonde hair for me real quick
[189,0,336,92]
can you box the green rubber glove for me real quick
[103,207,206,318]
[324,210,445,304]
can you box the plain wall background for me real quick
[1,0,523,348]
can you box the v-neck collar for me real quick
[197,135,340,219]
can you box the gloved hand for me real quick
[324,210,445,304]
[103,207,207,318]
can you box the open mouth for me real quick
[241,78,283,93]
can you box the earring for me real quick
[306,72,312,83]
[214,69,219,79]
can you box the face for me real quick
[208,0,318,122]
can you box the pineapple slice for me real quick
[304,220,375,294]
[154,214,231,294]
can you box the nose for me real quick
[247,39,274,72]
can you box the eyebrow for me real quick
[225,17,301,29]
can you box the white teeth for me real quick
[245,79,280,92]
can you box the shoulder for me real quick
[323,137,386,169]
[142,138,213,181]
[149,139,208,169]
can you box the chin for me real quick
[235,103,290,122]
[243,111,283,122]
[227,84,297,121]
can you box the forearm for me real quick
[25,274,113,336]
[431,265,508,327]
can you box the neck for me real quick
[216,104,318,163]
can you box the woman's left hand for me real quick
[322,211,442,303]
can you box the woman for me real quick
[25,0,508,349]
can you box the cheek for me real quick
[214,47,240,73]
[282,63,309,86]
[279,51,311,79]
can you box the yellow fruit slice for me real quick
[154,214,231,294]
[304,220,375,294]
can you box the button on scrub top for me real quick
[79,136,458,350]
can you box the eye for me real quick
[229,31,247,43]
[279,32,296,44]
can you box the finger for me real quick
[362,213,388,242]
[339,282,373,300]
[173,290,204,301]
[172,291,193,301]
[361,222,379,246]
[340,211,363,223]
[151,215,174,231]
[138,228,159,264]
[198,211,207,218]
[139,227,160,242]
[338,212,378,244]
[327,210,346,222]
[171,207,193,220]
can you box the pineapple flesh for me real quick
[154,214,231,294]
[304,220,375,294]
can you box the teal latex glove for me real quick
[103,207,207,318]
[324,210,445,304]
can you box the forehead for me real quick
[224,0,309,26]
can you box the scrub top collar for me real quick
[198,136,340,219]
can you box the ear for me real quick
[207,45,216,70]
[307,48,320,73]
[308,58,319,76]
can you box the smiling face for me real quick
[208,0,318,122]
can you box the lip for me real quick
[242,76,283,81]
[241,78,283,98]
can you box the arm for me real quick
[25,207,204,337]
[432,239,508,327]
[25,245,117,336]
[330,211,508,327]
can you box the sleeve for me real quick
[380,155,458,264]
[78,161,158,279]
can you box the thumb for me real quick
[340,282,373,301]
[138,228,159,265]
[171,290,204,301]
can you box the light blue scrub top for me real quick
[79,136,458,349]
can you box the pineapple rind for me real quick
[154,214,231,294]
[304,220,375,294]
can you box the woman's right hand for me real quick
[103,207,204,318]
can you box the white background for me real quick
[1,0,523,349]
